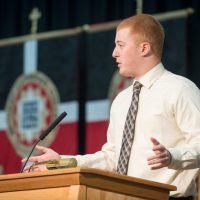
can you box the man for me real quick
[22,14,200,199]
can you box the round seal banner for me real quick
[5,71,60,157]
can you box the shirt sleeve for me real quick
[168,81,200,170]
[168,144,200,169]
[61,105,117,172]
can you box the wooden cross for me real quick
[29,7,42,34]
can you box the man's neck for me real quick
[134,59,161,80]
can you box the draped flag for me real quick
[0,28,82,174]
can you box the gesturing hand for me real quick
[147,137,171,170]
[21,145,60,172]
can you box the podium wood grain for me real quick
[0,168,176,200]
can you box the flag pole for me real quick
[82,7,194,33]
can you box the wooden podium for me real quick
[0,168,176,200]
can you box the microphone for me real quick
[20,111,67,173]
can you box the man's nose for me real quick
[112,47,118,58]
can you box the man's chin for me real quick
[119,70,132,78]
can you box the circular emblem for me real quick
[108,70,132,103]
[6,71,60,157]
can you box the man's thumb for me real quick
[150,137,160,146]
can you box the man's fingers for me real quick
[35,145,49,153]
[22,154,49,164]
[22,164,48,173]
[148,157,169,165]
[21,146,50,163]
[147,155,157,161]
[148,137,172,170]
[150,163,167,170]
[147,152,169,162]
[22,156,40,163]
[152,144,166,153]
[147,151,171,170]
[148,156,170,170]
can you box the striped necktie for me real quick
[117,81,142,175]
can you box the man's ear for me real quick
[140,42,151,56]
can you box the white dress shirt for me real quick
[65,63,200,197]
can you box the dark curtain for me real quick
[0,0,135,39]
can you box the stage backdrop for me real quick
[0,16,187,174]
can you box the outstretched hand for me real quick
[21,145,60,172]
[147,137,171,170]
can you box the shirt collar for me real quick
[134,63,166,89]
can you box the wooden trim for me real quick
[0,167,176,200]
